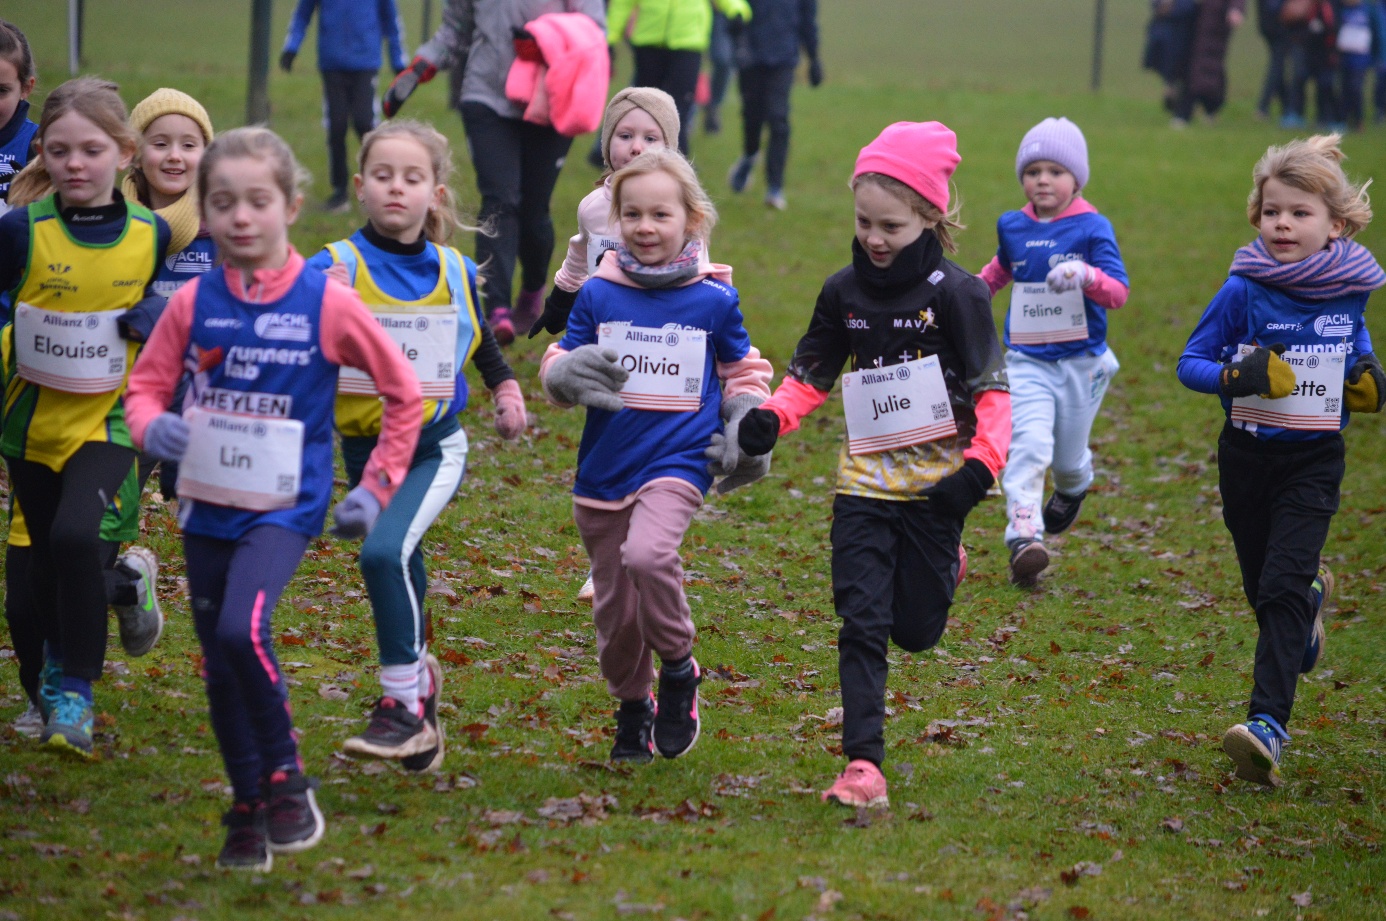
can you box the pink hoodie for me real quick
[125,249,422,508]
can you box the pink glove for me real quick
[1046,260,1094,293]
[492,378,527,440]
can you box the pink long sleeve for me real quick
[762,376,831,435]
[1083,266,1129,310]
[978,256,1013,296]
[715,346,772,400]
[962,388,1010,478]
[319,279,422,506]
[125,282,198,448]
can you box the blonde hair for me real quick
[851,172,965,254]
[608,147,717,241]
[357,119,482,244]
[1247,134,1372,238]
[198,126,309,208]
[9,76,136,208]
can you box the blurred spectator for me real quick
[1280,0,1341,128]
[1256,0,1289,119]
[1143,1,1199,115]
[1170,0,1247,127]
[1336,0,1385,128]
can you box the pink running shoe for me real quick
[821,759,889,808]
[956,544,968,589]
[489,307,515,346]
[513,287,544,334]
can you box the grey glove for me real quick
[544,344,628,413]
[705,393,770,493]
[330,485,382,539]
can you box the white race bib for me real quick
[13,302,127,393]
[1338,23,1371,54]
[177,407,305,511]
[1008,283,1088,345]
[1230,345,1345,432]
[841,356,956,455]
[587,234,622,276]
[338,304,457,399]
[596,322,707,412]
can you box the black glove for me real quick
[808,58,823,87]
[737,407,780,456]
[1219,343,1295,399]
[528,285,578,338]
[727,15,747,37]
[1345,352,1385,413]
[922,458,993,520]
[116,294,168,343]
[279,49,296,73]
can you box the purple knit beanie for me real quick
[1015,117,1089,190]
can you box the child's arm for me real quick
[461,258,526,438]
[1177,278,1249,395]
[281,0,318,64]
[125,282,197,448]
[319,279,422,506]
[945,276,1011,479]
[978,256,1013,297]
[379,0,408,73]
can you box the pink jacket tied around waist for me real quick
[505,13,610,137]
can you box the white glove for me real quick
[1046,260,1094,293]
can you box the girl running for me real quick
[124,127,421,869]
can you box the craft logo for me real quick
[1025,239,1056,248]
[1313,314,1353,338]
[253,312,313,342]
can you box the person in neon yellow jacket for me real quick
[606,0,751,153]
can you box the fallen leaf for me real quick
[1068,907,1091,920]
[1289,891,1312,908]
[1161,816,1185,834]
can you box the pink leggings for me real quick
[574,481,702,701]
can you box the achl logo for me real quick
[1313,314,1353,338]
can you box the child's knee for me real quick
[48,520,103,562]
[620,541,676,583]
[358,537,400,583]
[891,620,945,654]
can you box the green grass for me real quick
[2,2,1385,919]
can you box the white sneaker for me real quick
[577,573,596,604]
[114,546,163,657]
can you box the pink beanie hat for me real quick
[852,121,960,212]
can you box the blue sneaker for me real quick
[41,691,96,760]
[728,154,757,193]
[1222,714,1288,787]
[1301,565,1333,674]
[37,659,63,723]
[1279,113,1307,129]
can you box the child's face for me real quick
[1021,159,1078,219]
[42,111,132,209]
[1257,177,1345,264]
[853,181,929,270]
[608,108,665,172]
[202,155,301,271]
[354,136,441,242]
[618,170,690,266]
[0,57,35,129]
[138,113,206,208]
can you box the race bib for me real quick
[177,407,305,511]
[841,355,956,455]
[338,304,458,399]
[13,302,127,393]
[1338,23,1371,55]
[587,234,622,276]
[596,322,707,412]
[1008,283,1088,345]
[1230,345,1345,432]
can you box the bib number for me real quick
[177,407,305,511]
[1008,283,1088,345]
[1230,345,1345,431]
[338,304,458,399]
[841,356,956,455]
[596,322,707,412]
[13,302,127,393]
[1338,23,1371,54]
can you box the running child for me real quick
[529,85,681,603]
[732,121,1011,807]
[977,117,1129,588]
[1177,134,1383,787]
[538,147,772,763]
[124,127,421,869]
[308,119,526,771]
[0,19,37,216]
[0,77,172,758]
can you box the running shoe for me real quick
[1042,488,1087,535]
[217,801,272,871]
[343,696,438,759]
[1008,538,1049,588]
[401,654,445,773]
[41,691,95,759]
[610,695,655,764]
[654,659,701,759]
[1301,564,1333,674]
[821,759,889,808]
[113,546,163,657]
[264,770,325,853]
[1223,715,1288,787]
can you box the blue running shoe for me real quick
[1223,714,1288,787]
[728,154,757,193]
[41,691,95,760]
[37,659,63,723]
[1301,565,1333,674]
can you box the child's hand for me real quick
[544,345,628,412]
[1345,353,1385,413]
[279,50,296,73]
[330,486,382,540]
[143,412,190,463]
[382,44,443,118]
[528,286,578,338]
[706,394,770,491]
[737,408,780,456]
[492,379,528,439]
[922,458,993,520]
[1045,260,1093,293]
[323,263,351,286]
[1219,344,1295,399]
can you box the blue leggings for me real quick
[184,526,309,801]
[349,426,467,666]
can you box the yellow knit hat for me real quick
[128,87,214,143]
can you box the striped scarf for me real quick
[1230,237,1385,301]
[614,239,703,289]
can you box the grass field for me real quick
[2,2,1385,919]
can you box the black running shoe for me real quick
[1008,539,1050,588]
[654,659,701,759]
[611,696,655,763]
[1042,488,1087,534]
[401,655,445,773]
[342,696,437,759]
[217,801,271,871]
[264,770,325,854]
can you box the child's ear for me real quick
[285,192,304,226]
[1329,216,1347,241]
[117,141,136,173]
[353,173,364,202]
[432,183,446,212]
[19,76,35,99]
